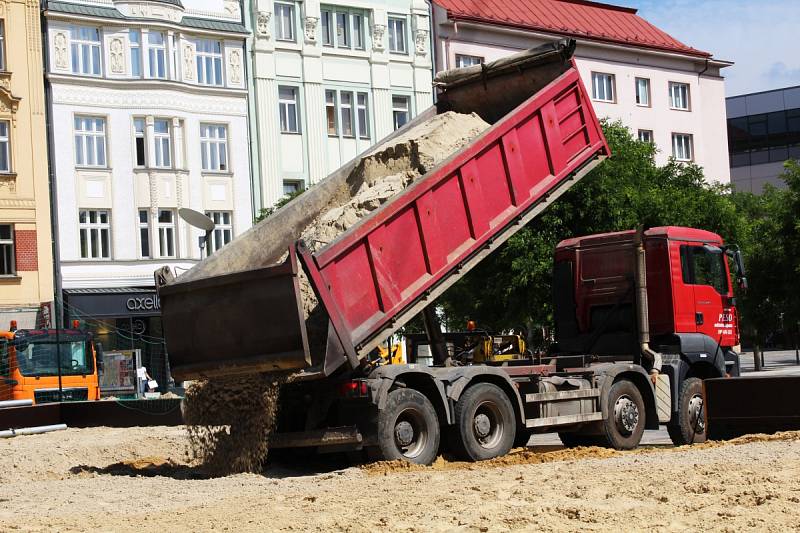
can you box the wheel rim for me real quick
[472,400,505,449]
[393,407,428,459]
[613,394,640,435]
[688,394,705,434]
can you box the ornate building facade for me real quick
[246,0,434,209]
[0,0,55,328]
[43,0,252,384]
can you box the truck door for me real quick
[679,244,736,346]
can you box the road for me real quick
[530,349,800,447]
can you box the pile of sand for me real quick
[181,111,489,475]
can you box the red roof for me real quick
[435,0,711,58]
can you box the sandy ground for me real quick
[2,427,799,532]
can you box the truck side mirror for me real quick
[738,277,748,292]
[95,342,104,372]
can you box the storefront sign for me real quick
[125,295,160,312]
[64,288,162,318]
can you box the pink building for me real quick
[431,0,732,183]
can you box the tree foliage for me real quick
[438,121,753,345]
[253,188,305,224]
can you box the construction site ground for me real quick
[2,423,799,532]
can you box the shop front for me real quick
[62,288,170,392]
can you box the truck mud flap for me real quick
[158,248,312,380]
[705,376,800,440]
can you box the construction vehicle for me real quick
[0,321,102,404]
[156,40,756,464]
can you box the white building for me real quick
[431,0,733,183]
[44,0,252,384]
[246,0,433,209]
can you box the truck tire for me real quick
[376,388,440,465]
[667,377,706,445]
[558,432,604,448]
[601,380,646,450]
[450,383,515,461]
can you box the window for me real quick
[326,90,370,139]
[635,78,650,107]
[637,129,653,143]
[283,180,304,196]
[205,211,233,253]
[680,245,728,295]
[200,124,228,171]
[392,95,410,130]
[138,209,151,258]
[156,209,176,258]
[130,30,142,77]
[325,90,337,135]
[591,72,614,102]
[340,91,353,137]
[279,86,299,133]
[147,31,166,79]
[669,82,690,110]
[728,108,800,167]
[0,21,6,71]
[388,17,406,54]
[153,119,171,168]
[0,121,9,172]
[357,93,369,139]
[275,2,296,42]
[321,7,365,50]
[672,133,693,161]
[74,116,106,167]
[78,209,111,259]
[455,54,483,68]
[133,118,146,167]
[70,26,102,76]
[0,224,14,276]
[196,39,223,85]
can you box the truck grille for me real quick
[34,388,89,403]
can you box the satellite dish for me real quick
[178,208,215,232]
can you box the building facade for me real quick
[431,0,732,183]
[247,0,433,209]
[44,0,252,385]
[0,0,55,329]
[726,85,800,193]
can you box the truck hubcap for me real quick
[473,401,504,449]
[394,409,428,458]
[689,395,705,433]
[614,395,639,435]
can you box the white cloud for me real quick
[629,0,800,95]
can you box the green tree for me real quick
[253,188,305,224]
[438,121,750,347]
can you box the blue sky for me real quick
[613,0,800,96]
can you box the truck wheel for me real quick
[667,377,706,445]
[450,383,515,461]
[377,388,440,465]
[602,380,645,450]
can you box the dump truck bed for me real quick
[158,40,610,380]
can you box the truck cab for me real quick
[553,226,745,444]
[0,324,101,404]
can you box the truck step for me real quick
[525,388,600,403]
[525,412,603,429]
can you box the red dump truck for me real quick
[156,40,750,464]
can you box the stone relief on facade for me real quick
[54,32,68,69]
[223,0,238,17]
[414,29,428,56]
[304,16,318,44]
[124,3,182,22]
[183,44,195,80]
[229,49,242,85]
[0,175,16,194]
[110,38,125,73]
[256,11,271,38]
[371,24,385,51]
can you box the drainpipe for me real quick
[634,228,662,383]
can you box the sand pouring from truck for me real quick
[156,40,798,465]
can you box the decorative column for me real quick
[301,3,326,185]
[369,9,392,140]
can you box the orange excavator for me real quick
[0,321,101,404]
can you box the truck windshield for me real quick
[15,339,93,377]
